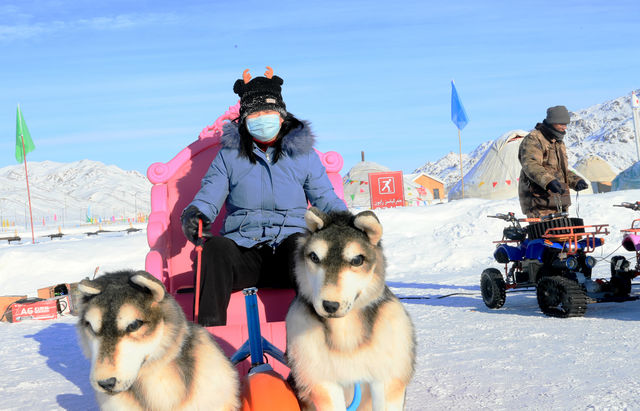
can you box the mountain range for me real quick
[0,160,151,227]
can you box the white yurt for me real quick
[612,162,640,191]
[574,155,618,193]
[343,161,391,208]
[448,130,528,200]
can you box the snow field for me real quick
[1,189,639,410]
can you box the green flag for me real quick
[15,105,36,163]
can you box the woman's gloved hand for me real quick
[181,205,211,244]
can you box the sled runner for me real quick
[145,101,346,378]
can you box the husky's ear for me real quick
[78,278,102,296]
[353,211,383,246]
[305,207,328,232]
[130,271,166,303]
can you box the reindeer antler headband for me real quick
[242,66,274,84]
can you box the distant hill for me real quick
[413,141,493,188]
[0,160,151,226]
[414,89,640,189]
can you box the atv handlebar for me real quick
[487,212,517,221]
[540,212,569,221]
[488,211,572,226]
[614,202,640,211]
[487,212,524,228]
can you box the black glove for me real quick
[181,205,211,244]
[546,179,565,194]
[574,179,589,191]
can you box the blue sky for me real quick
[1,0,639,176]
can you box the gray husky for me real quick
[286,208,416,410]
[76,270,239,411]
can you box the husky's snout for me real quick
[97,377,117,393]
[322,300,339,314]
[92,365,138,394]
[317,297,353,318]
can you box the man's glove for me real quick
[546,179,565,194]
[575,179,589,191]
[181,205,211,244]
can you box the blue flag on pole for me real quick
[451,81,469,130]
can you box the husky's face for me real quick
[76,271,169,395]
[296,208,386,318]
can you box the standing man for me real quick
[518,105,589,218]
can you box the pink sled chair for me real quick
[145,102,345,377]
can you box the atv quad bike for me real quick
[481,211,636,318]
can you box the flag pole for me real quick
[632,91,640,162]
[20,134,35,244]
[451,80,468,199]
[458,129,464,198]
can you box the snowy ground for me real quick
[1,190,639,410]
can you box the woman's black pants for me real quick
[196,233,300,326]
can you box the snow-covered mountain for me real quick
[415,89,640,189]
[413,141,493,188]
[0,160,151,226]
[564,90,639,171]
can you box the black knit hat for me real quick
[545,105,570,124]
[233,68,287,121]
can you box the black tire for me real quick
[481,268,506,309]
[610,275,632,297]
[536,276,587,318]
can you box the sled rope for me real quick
[595,243,624,263]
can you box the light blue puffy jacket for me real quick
[188,120,347,248]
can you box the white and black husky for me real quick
[286,208,416,410]
[76,270,239,411]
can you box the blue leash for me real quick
[347,383,362,411]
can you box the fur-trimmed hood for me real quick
[221,120,315,157]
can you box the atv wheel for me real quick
[481,268,506,309]
[536,276,587,318]
[610,275,632,297]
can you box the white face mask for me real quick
[246,114,281,142]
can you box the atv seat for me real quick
[145,102,345,376]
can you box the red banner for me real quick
[368,171,405,209]
[12,299,58,322]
